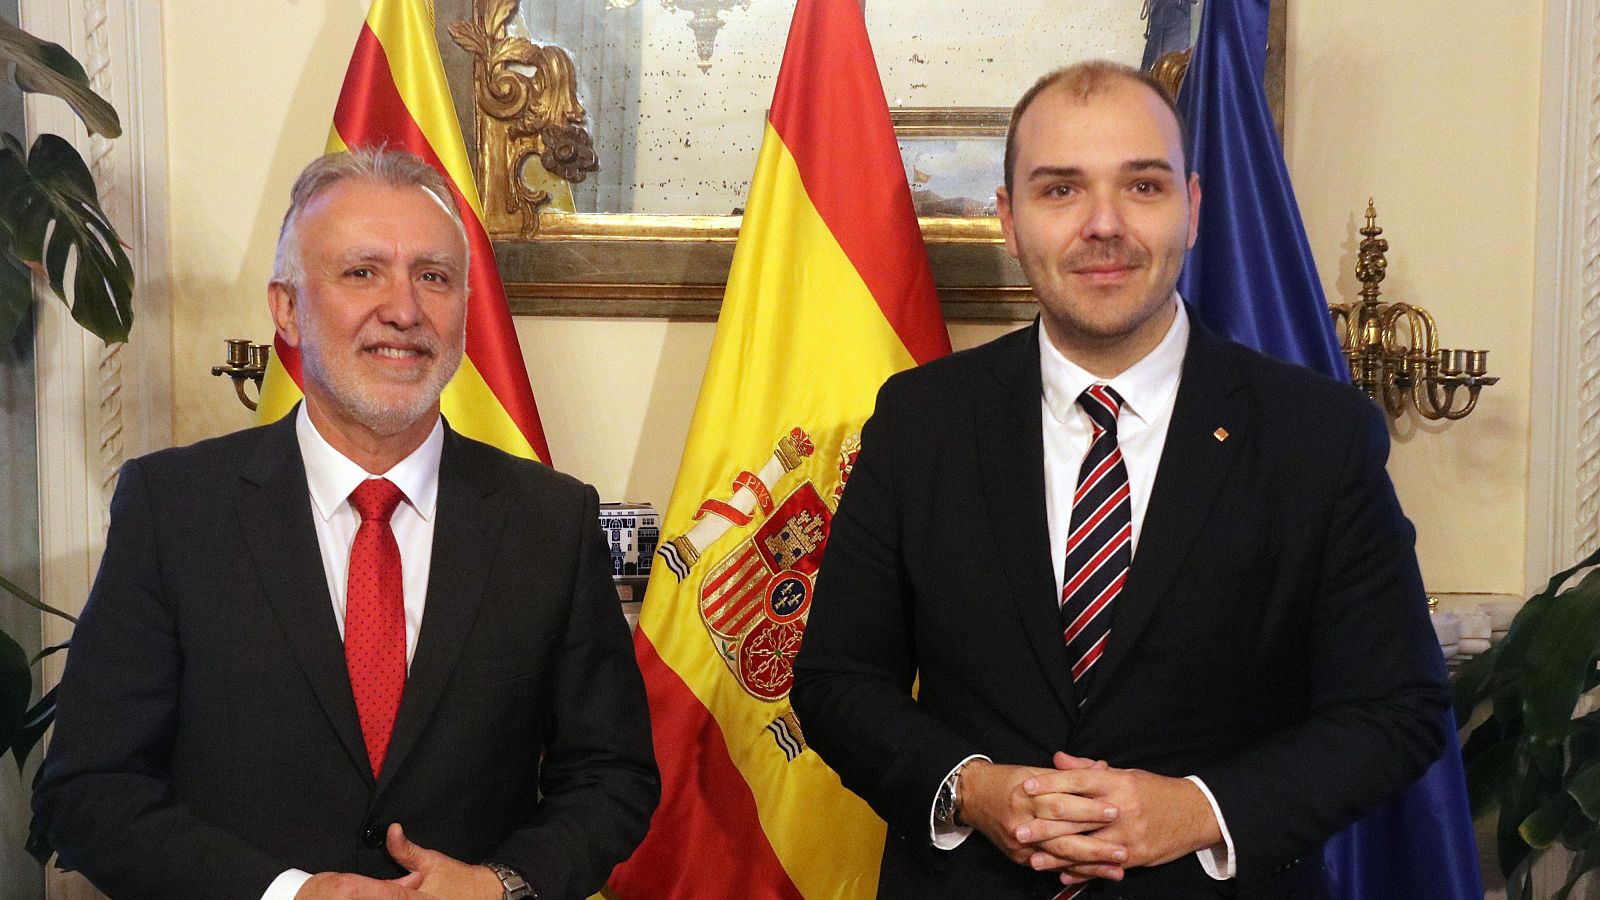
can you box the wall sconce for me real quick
[211,338,271,411]
[1328,201,1497,420]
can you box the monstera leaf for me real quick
[0,132,134,344]
[0,18,120,138]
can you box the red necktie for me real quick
[345,478,407,778]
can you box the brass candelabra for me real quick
[211,338,271,411]
[1328,201,1497,420]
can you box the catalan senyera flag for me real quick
[256,0,552,464]
[607,1,951,897]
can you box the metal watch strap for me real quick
[950,759,969,827]
[484,861,537,900]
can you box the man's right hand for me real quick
[295,872,435,899]
[957,758,1126,874]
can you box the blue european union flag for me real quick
[1174,1,1483,897]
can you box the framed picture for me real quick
[892,107,1009,218]
[434,0,1285,320]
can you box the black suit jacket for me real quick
[791,319,1448,900]
[33,413,659,900]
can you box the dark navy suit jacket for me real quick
[34,413,659,900]
[792,318,1447,899]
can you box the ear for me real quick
[267,281,302,349]
[996,186,1021,260]
[1185,172,1202,250]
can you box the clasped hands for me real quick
[294,824,505,899]
[958,752,1222,888]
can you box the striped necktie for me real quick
[1059,384,1132,700]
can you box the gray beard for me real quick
[297,318,465,437]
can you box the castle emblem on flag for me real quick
[699,482,832,700]
[656,428,848,702]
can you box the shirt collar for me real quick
[1040,296,1190,425]
[296,404,444,523]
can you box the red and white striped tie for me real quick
[1059,384,1131,700]
[1052,386,1131,899]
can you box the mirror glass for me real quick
[504,0,1203,216]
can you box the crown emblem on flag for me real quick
[656,428,859,702]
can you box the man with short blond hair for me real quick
[35,146,658,900]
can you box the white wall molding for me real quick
[18,0,170,894]
[1530,0,1600,592]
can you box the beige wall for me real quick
[1287,0,1540,593]
[165,0,1541,594]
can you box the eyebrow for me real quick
[1025,158,1176,182]
[334,247,393,268]
[413,252,465,275]
[333,248,463,273]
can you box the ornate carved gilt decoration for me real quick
[449,0,598,237]
[1150,48,1192,100]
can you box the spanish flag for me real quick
[256,0,552,464]
[609,1,950,896]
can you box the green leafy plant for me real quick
[1457,546,1600,899]
[0,19,132,769]
[0,576,72,769]
[0,17,133,345]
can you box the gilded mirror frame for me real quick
[436,0,1288,321]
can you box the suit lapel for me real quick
[976,322,1078,716]
[237,411,373,784]
[375,425,506,797]
[1090,322,1252,693]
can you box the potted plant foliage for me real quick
[1457,546,1600,899]
[0,17,133,769]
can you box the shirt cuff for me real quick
[1184,775,1236,880]
[261,869,313,900]
[930,754,989,850]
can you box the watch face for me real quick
[935,783,955,825]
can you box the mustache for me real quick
[1063,241,1151,271]
[358,327,443,356]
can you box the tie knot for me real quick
[1077,385,1125,435]
[349,478,404,523]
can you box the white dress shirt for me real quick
[262,405,445,900]
[932,300,1236,880]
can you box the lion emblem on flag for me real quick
[656,427,867,704]
[698,483,832,700]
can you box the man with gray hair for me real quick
[33,146,659,900]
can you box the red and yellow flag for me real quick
[610,1,950,896]
[257,0,552,464]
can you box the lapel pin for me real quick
[1213,427,1229,442]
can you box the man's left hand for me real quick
[385,824,506,900]
[1018,752,1223,874]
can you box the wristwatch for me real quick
[933,761,970,830]
[484,861,537,900]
